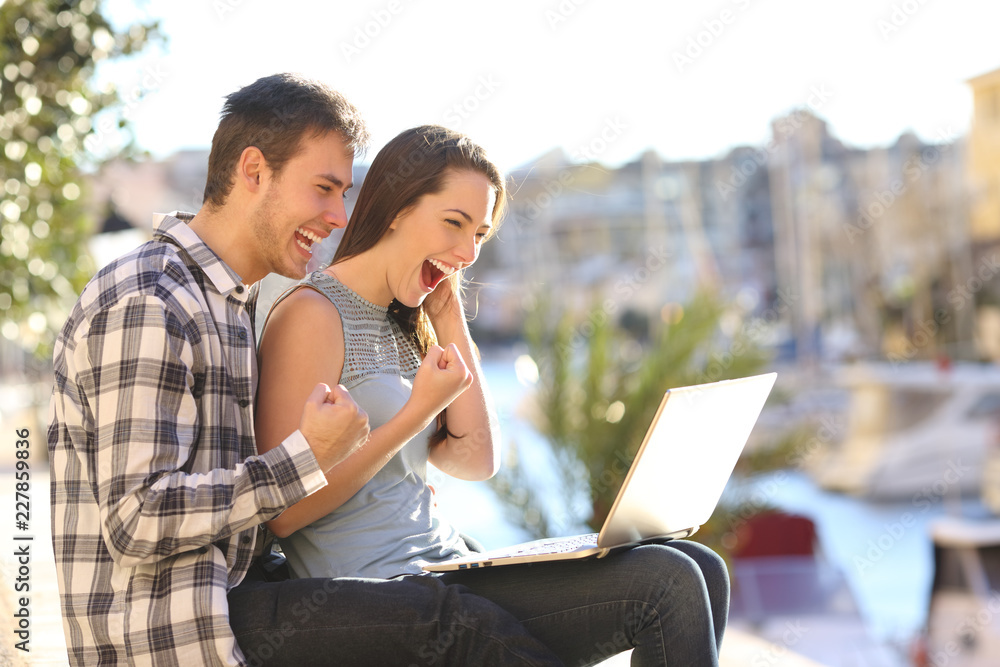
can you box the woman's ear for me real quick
[388,204,415,232]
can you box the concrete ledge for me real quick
[591,630,829,666]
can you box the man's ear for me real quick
[237,146,268,194]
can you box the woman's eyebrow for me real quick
[444,208,472,223]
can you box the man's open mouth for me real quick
[295,227,322,254]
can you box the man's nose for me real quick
[323,199,347,228]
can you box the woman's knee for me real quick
[621,544,708,594]
[665,540,730,590]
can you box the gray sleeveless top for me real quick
[273,271,471,579]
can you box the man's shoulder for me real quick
[74,238,207,322]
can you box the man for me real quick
[48,73,562,666]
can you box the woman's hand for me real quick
[423,274,464,332]
[409,343,473,418]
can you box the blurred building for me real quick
[85,149,210,268]
[965,67,1000,362]
[766,111,968,363]
[472,143,778,344]
[84,111,979,364]
[968,67,1000,247]
[475,110,969,365]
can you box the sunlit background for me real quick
[96,0,997,169]
[4,0,1000,665]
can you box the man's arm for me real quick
[77,295,328,568]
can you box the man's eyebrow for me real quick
[319,174,352,189]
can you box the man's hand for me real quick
[298,383,369,473]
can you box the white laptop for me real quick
[423,372,777,572]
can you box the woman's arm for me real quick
[256,288,470,537]
[424,280,502,481]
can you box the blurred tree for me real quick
[490,289,785,557]
[0,0,160,358]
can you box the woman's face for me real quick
[382,168,496,308]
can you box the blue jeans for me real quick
[437,540,728,667]
[228,563,564,666]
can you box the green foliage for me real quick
[491,289,774,542]
[0,0,160,357]
[531,290,770,530]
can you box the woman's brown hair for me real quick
[331,125,506,446]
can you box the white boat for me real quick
[806,362,1000,501]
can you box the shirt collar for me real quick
[152,211,250,303]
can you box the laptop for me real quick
[423,372,777,572]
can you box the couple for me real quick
[48,73,729,666]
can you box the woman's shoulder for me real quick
[303,271,386,322]
[260,283,343,348]
[256,282,347,392]
[282,282,342,313]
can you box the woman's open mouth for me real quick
[422,259,456,290]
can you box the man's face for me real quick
[248,131,355,281]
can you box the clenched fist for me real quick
[299,383,369,472]
[409,343,473,418]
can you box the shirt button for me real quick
[242,535,252,545]
[239,398,250,408]
[235,285,245,294]
[238,329,247,340]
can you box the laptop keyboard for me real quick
[500,533,600,557]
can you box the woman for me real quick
[256,125,730,666]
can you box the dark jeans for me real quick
[229,540,727,666]
[438,540,729,667]
[228,560,564,666]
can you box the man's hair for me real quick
[203,73,370,208]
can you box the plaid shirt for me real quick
[48,212,327,666]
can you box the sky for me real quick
[98,0,1000,172]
